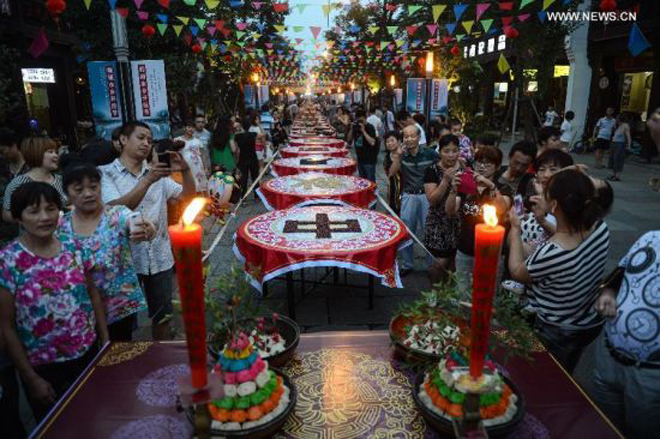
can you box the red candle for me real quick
[169,198,208,389]
[469,204,505,378]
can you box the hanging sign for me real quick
[131,60,170,139]
[87,61,124,140]
[429,79,449,117]
[406,78,426,114]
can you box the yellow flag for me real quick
[176,16,190,25]
[83,0,92,9]
[322,4,333,18]
[205,0,220,8]
[498,53,510,74]
[274,25,286,33]
[462,21,474,34]
[432,5,447,22]
[543,0,555,9]
[173,25,184,36]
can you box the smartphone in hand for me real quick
[458,170,478,195]
[514,194,525,217]
[157,151,171,168]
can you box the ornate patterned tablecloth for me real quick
[288,138,346,148]
[233,205,411,291]
[31,333,622,439]
[280,146,348,159]
[257,173,376,211]
[271,156,356,177]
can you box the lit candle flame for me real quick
[483,204,498,227]
[182,197,207,226]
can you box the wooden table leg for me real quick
[286,272,296,321]
[368,275,374,309]
[333,267,339,284]
[263,281,269,298]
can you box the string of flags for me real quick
[70,0,651,85]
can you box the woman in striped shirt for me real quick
[508,169,610,373]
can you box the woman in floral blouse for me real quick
[59,163,155,341]
[0,182,108,421]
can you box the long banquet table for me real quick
[32,331,622,439]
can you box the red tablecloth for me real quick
[288,138,346,148]
[234,205,411,290]
[257,173,376,210]
[280,145,348,158]
[31,333,623,439]
[271,156,356,177]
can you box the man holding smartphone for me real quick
[348,110,379,182]
[388,124,439,276]
[100,121,196,340]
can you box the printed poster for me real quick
[429,79,449,118]
[258,85,270,108]
[406,78,426,114]
[131,60,170,140]
[244,85,256,109]
[87,61,123,140]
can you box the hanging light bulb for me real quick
[390,75,395,87]
[425,51,434,75]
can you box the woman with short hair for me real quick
[60,163,155,341]
[0,182,108,421]
[2,136,68,222]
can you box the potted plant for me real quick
[205,266,300,367]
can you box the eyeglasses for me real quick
[475,161,495,169]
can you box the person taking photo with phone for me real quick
[348,109,379,182]
[445,145,512,297]
[99,121,196,340]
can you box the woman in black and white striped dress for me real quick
[508,169,610,373]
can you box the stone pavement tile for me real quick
[303,324,371,333]
[289,297,329,327]
[328,294,418,326]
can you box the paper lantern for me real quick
[450,45,461,57]
[46,0,66,20]
[599,0,617,11]
[192,44,203,54]
[504,26,519,39]
[142,25,155,38]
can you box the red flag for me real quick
[501,16,514,27]
[499,2,514,10]
[157,0,170,8]
[273,3,288,12]
[116,7,129,17]
[28,28,49,59]
[310,26,321,39]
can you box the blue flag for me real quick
[538,11,547,22]
[108,0,117,8]
[445,23,457,35]
[628,23,651,57]
[453,4,468,21]
[156,14,168,24]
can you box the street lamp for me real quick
[252,73,260,110]
[425,50,434,125]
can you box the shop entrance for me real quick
[21,67,55,134]
[619,71,653,120]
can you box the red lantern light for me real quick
[599,0,617,11]
[46,0,66,20]
[504,26,519,39]
[192,44,203,54]
[142,25,155,38]
[450,45,460,57]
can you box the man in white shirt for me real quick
[560,110,575,150]
[100,121,196,340]
[593,107,616,169]
[385,106,395,132]
[543,105,559,127]
[366,107,383,138]
[193,114,211,149]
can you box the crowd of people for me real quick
[0,98,658,438]
[329,100,659,438]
